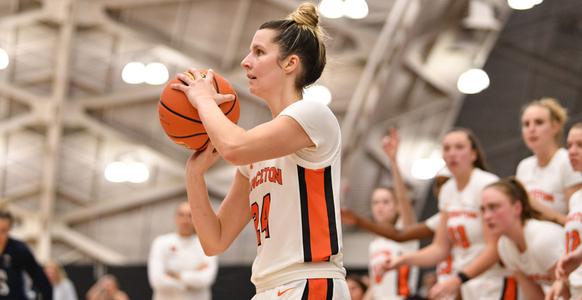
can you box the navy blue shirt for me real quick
[0,238,52,300]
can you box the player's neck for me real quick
[507,222,526,252]
[267,89,302,118]
[453,168,473,191]
[535,145,558,168]
[177,231,194,238]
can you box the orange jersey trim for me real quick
[301,278,333,300]
[298,166,339,262]
[501,277,518,300]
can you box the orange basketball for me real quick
[158,70,240,151]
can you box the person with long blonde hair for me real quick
[517,98,582,225]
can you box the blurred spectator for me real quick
[0,210,52,299]
[147,202,217,300]
[346,274,370,300]
[86,274,128,300]
[44,260,77,300]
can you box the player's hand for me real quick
[172,69,234,108]
[186,143,221,176]
[556,250,582,280]
[340,208,359,226]
[381,128,399,162]
[373,255,403,279]
[196,262,209,270]
[428,277,461,300]
[166,271,181,280]
[545,278,570,300]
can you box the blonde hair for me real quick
[523,98,568,144]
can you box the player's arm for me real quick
[396,211,451,268]
[174,70,313,166]
[382,128,416,226]
[186,154,252,256]
[430,217,500,299]
[513,271,545,300]
[565,183,582,205]
[199,108,312,165]
[342,208,432,241]
[556,245,582,279]
[20,244,53,300]
[529,196,567,225]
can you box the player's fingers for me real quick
[191,69,203,81]
[215,93,235,105]
[206,69,216,82]
[170,83,187,91]
[176,72,194,85]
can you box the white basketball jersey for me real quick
[498,219,564,290]
[566,190,582,297]
[369,237,419,300]
[516,149,582,215]
[438,169,513,299]
[438,168,499,271]
[239,100,345,292]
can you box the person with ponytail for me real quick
[174,3,350,299]
[517,98,582,225]
[481,177,565,299]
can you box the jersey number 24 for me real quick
[251,193,271,246]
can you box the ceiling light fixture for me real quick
[507,0,543,10]
[319,0,344,19]
[343,0,369,19]
[121,62,146,84]
[144,62,169,85]
[303,84,332,106]
[457,68,490,94]
[0,48,9,70]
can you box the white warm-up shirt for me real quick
[148,233,218,300]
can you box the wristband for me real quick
[457,271,471,284]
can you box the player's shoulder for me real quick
[526,219,563,246]
[473,168,498,183]
[516,155,536,171]
[283,100,336,121]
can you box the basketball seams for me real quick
[159,100,203,124]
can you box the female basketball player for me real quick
[517,98,582,225]
[377,128,514,300]
[173,3,349,299]
[360,130,419,300]
[480,177,565,300]
[341,128,451,294]
[548,123,582,300]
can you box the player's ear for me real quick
[282,54,300,74]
